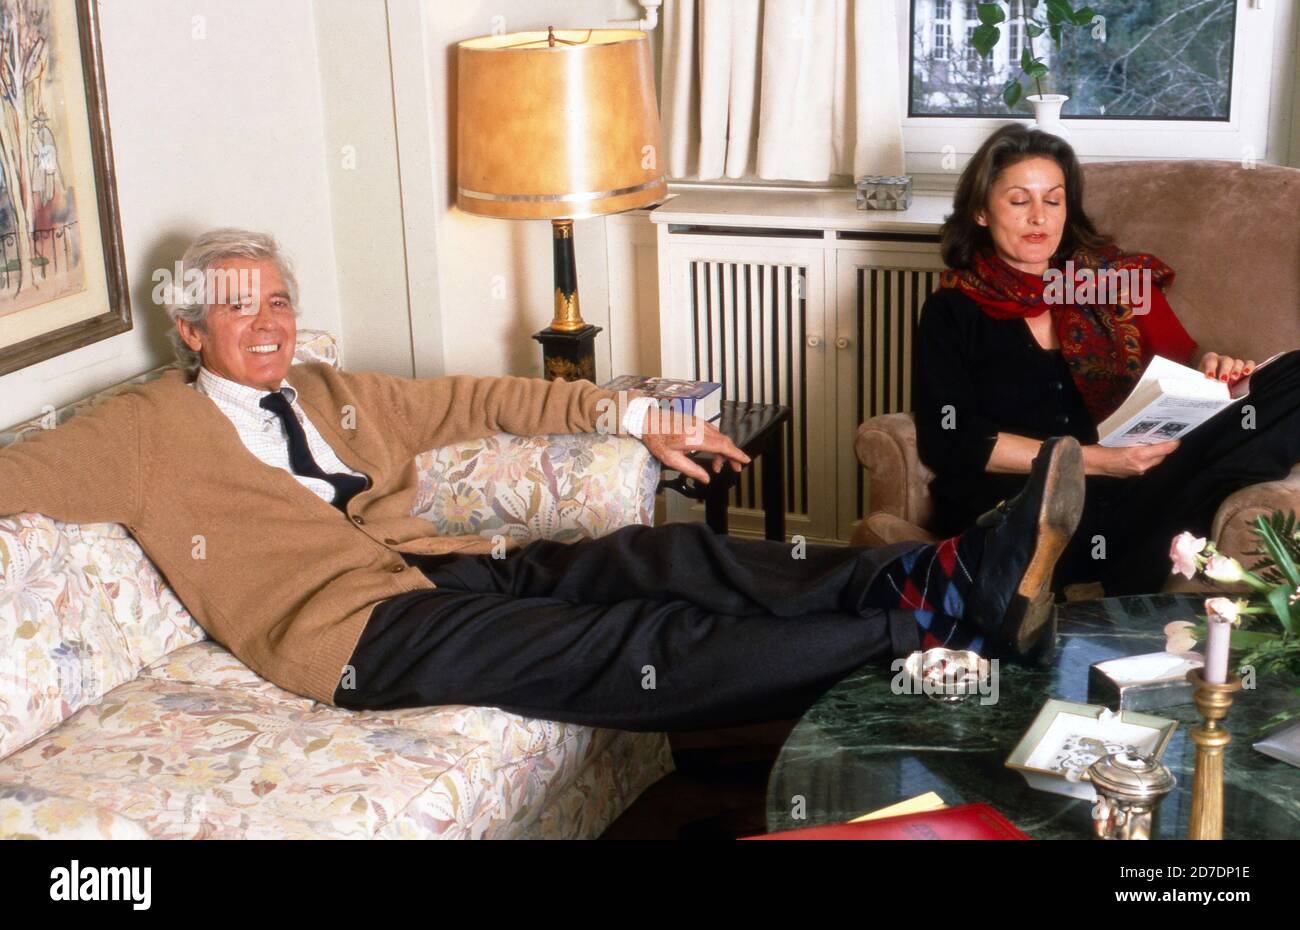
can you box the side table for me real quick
[656,400,791,541]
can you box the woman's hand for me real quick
[1197,351,1255,385]
[1083,439,1180,478]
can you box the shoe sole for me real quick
[1002,438,1084,655]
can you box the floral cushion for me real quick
[0,640,673,839]
[0,783,153,840]
[414,432,659,542]
[0,515,203,760]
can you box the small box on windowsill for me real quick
[1088,652,1203,712]
[855,175,913,211]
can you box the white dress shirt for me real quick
[192,366,365,504]
[191,367,658,504]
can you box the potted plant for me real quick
[969,0,1101,138]
[1167,512,1300,732]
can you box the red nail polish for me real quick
[1220,375,1228,381]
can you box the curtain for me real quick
[661,0,906,182]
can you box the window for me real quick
[934,0,950,20]
[902,0,1286,171]
[911,0,1238,119]
[1008,21,1023,61]
[933,21,949,60]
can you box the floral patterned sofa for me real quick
[0,331,674,839]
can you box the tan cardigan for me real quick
[0,364,645,705]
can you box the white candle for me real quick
[1204,616,1231,684]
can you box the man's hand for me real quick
[1198,351,1255,385]
[639,409,750,484]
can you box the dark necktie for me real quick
[259,390,368,511]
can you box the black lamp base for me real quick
[532,324,602,382]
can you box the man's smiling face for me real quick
[176,257,297,391]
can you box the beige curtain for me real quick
[661,0,906,182]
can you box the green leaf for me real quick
[972,23,1000,55]
[1020,47,1034,71]
[1049,22,1062,44]
[1026,59,1049,78]
[1266,586,1298,636]
[1254,514,1300,590]
[1026,22,1045,37]
[1227,627,1284,650]
[977,2,1006,26]
[1253,514,1300,579]
[1046,0,1075,23]
[1073,6,1097,26]
[1003,80,1023,108]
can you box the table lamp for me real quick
[457,27,667,382]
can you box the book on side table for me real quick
[602,375,723,423]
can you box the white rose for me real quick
[1204,597,1241,625]
[1169,531,1208,580]
[1204,554,1245,584]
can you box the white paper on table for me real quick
[1095,652,1201,684]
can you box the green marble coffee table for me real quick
[765,595,1300,839]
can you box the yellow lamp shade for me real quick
[457,29,667,220]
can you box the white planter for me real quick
[1026,93,1071,141]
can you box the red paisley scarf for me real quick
[939,245,1198,423]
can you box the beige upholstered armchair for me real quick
[852,161,1300,593]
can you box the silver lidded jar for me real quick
[1088,751,1177,840]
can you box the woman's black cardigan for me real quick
[911,287,1102,534]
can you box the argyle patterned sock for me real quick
[868,529,988,651]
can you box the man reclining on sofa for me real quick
[0,228,1084,732]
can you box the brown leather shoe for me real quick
[964,436,1085,663]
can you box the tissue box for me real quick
[1088,652,1202,712]
[856,175,913,211]
[1004,699,1178,801]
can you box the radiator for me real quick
[851,266,944,522]
[657,228,943,541]
[686,258,811,522]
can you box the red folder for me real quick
[742,803,1030,840]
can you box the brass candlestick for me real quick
[1185,668,1242,840]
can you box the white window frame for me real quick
[900,0,1285,177]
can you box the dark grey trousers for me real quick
[333,522,924,731]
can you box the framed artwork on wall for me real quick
[0,0,129,376]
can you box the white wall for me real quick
[315,0,413,377]
[0,0,340,426]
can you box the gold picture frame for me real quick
[0,0,129,376]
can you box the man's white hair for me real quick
[165,228,301,371]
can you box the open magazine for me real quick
[1097,352,1283,447]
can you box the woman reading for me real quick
[914,124,1300,595]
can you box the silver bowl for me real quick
[902,647,991,703]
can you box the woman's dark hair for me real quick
[940,123,1111,270]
